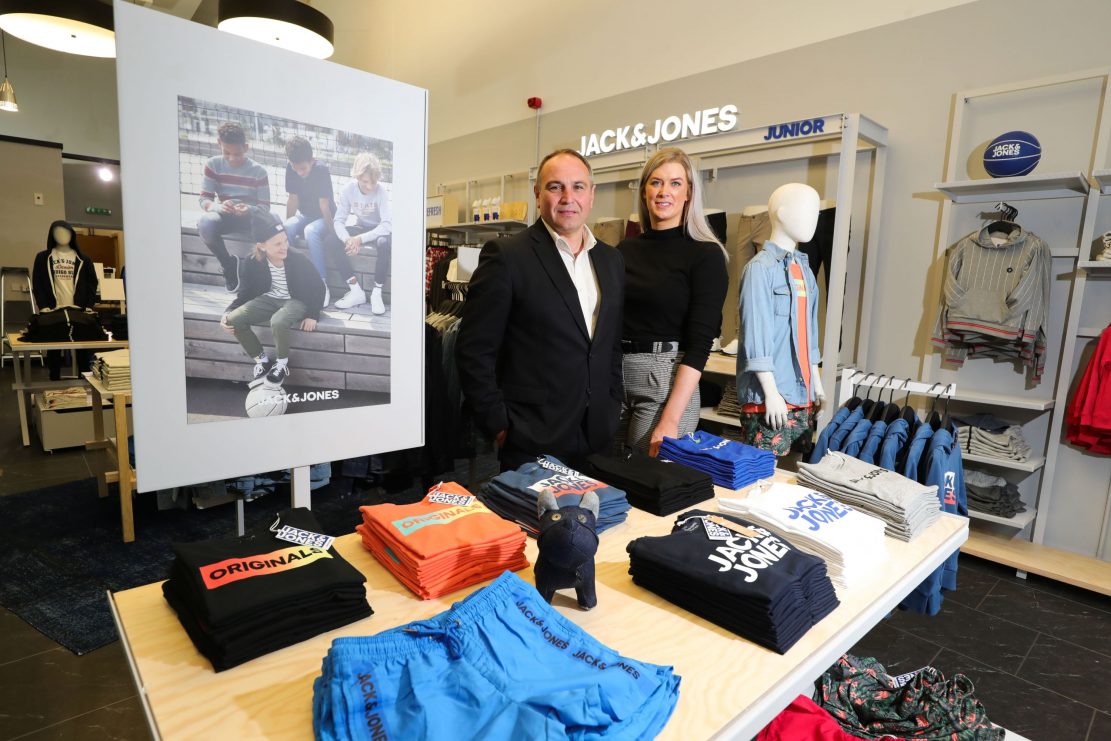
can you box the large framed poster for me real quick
[114,1,426,491]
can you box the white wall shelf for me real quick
[963,452,1046,473]
[934,171,1090,203]
[924,68,1111,575]
[949,389,1054,411]
[1093,168,1111,194]
[426,220,527,239]
[969,508,1037,530]
[700,407,739,427]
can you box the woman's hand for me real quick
[649,419,679,458]
[300,318,317,332]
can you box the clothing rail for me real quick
[837,368,956,409]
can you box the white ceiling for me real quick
[165,0,980,144]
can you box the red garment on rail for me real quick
[1066,325,1111,454]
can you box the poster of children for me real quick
[177,97,395,423]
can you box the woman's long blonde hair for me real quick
[637,147,727,260]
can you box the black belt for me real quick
[621,340,678,353]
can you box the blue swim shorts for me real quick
[313,571,681,740]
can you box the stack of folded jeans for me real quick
[627,509,839,654]
[313,571,681,740]
[953,413,1032,462]
[162,508,372,672]
[659,431,776,489]
[715,379,742,418]
[356,481,529,599]
[964,468,1026,518]
[815,654,1004,740]
[796,453,942,541]
[719,482,887,589]
[585,452,714,516]
[479,455,630,535]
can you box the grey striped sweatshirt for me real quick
[931,224,1051,380]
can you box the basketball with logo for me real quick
[245,384,287,417]
[983,131,1041,178]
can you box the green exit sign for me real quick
[85,206,112,215]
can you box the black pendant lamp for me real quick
[0,0,115,58]
[217,0,334,59]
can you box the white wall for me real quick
[0,139,65,296]
[322,0,980,143]
[0,33,119,158]
[428,0,1111,557]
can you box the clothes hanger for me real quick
[882,378,905,424]
[867,375,890,422]
[940,383,955,431]
[859,374,878,418]
[926,382,945,431]
[842,371,867,411]
[985,201,1019,243]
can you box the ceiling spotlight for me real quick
[217,0,333,59]
[0,1,115,58]
[98,166,113,182]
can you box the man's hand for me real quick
[344,236,362,256]
[495,429,507,448]
[219,313,235,334]
[300,318,317,331]
[231,202,250,215]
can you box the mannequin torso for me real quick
[737,184,826,449]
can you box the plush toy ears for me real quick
[580,491,600,519]
[537,489,559,517]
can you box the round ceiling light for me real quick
[0,1,115,58]
[217,0,333,59]
[98,165,113,182]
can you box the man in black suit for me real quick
[457,149,624,471]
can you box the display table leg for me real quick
[117,392,135,543]
[291,465,310,509]
[14,350,30,447]
[90,386,108,498]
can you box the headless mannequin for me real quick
[754,183,826,428]
[44,225,77,311]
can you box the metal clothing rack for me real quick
[836,367,956,409]
[1,266,41,369]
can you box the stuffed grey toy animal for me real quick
[533,490,600,609]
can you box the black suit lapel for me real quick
[529,222,591,341]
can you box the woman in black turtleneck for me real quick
[616,148,728,456]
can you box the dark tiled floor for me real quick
[849,553,1111,740]
[5,365,1111,740]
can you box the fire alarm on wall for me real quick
[527,97,542,110]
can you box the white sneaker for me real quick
[722,338,739,356]
[334,283,366,309]
[370,285,386,315]
[322,287,331,308]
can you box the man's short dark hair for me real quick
[285,135,313,164]
[217,121,247,146]
[536,148,593,185]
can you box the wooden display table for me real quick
[110,475,968,740]
[83,372,136,542]
[5,332,128,446]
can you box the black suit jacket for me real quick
[456,219,624,461]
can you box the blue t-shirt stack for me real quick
[659,431,776,489]
[479,455,631,536]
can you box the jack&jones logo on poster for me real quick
[579,104,739,156]
[258,389,341,406]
